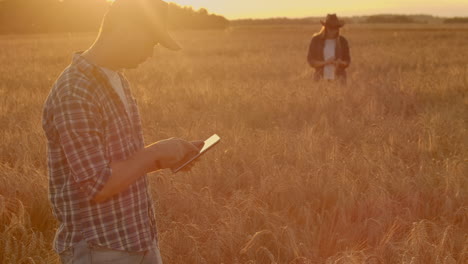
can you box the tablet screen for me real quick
[200,134,220,153]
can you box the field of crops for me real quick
[0,24,467,263]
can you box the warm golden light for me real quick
[170,0,468,19]
[1,0,467,261]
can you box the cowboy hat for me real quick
[107,0,181,50]
[320,14,345,29]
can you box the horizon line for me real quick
[228,13,467,21]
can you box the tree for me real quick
[0,0,229,34]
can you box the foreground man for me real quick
[42,0,202,263]
[307,14,351,84]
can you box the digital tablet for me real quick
[171,134,221,173]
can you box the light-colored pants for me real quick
[59,239,163,264]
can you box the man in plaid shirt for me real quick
[42,0,202,263]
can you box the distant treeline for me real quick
[443,17,468,24]
[363,15,468,24]
[0,0,229,34]
[232,15,468,26]
[232,18,322,26]
[167,5,229,30]
[365,15,416,24]
[232,15,426,26]
[231,15,428,26]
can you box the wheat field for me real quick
[0,24,467,263]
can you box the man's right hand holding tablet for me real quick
[93,138,203,203]
[150,138,204,171]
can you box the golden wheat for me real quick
[0,24,467,263]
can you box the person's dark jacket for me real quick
[307,34,351,81]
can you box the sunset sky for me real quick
[170,0,468,19]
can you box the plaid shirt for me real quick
[307,35,351,81]
[42,53,157,254]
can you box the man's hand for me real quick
[149,138,204,170]
[92,139,203,203]
[191,140,205,151]
[178,140,205,172]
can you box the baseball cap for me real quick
[107,0,181,50]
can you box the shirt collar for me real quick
[72,51,122,77]
[72,51,97,73]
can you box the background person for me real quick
[307,14,351,84]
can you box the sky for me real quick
[169,0,468,19]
